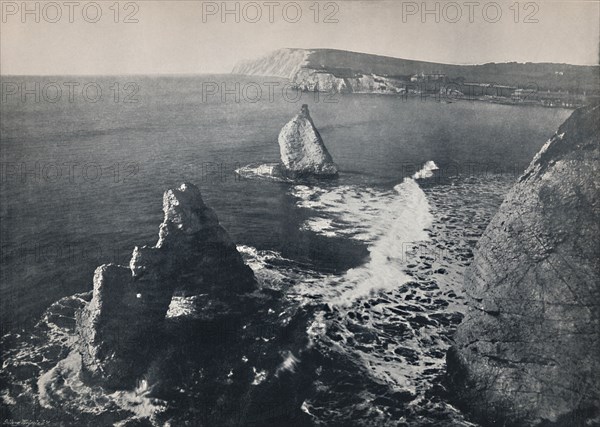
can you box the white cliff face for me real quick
[278,104,338,178]
[292,69,407,95]
[232,49,407,96]
[349,74,406,94]
[232,48,311,79]
[293,69,348,92]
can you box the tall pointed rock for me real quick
[76,183,256,388]
[278,104,339,178]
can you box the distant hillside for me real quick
[232,48,310,79]
[232,48,599,94]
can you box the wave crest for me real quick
[291,163,436,305]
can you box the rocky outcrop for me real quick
[278,104,338,178]
[234,105,339,181]
[76,183,257,388]
[447,104,600,426]
[42,182,321,424]
[293,68,349,93]
[293,68,406,95]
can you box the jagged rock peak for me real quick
[76,182,256,388]
[278,104,339,178]
[157,182,219,246]
[163,182,209,231]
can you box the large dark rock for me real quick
[447,104,600,426]
[278,104,339,178]
[76,183,257,388]
[75,183,318,425]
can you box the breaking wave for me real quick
[291,161,436,305]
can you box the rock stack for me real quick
[76,183,257,388]
[447,104,600,426]
[75,183,316,425]
[277,104,339,178]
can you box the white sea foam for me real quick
[335,178,432,305]
[412,160,439,179]
[38,350,166,420]
[234,163,292,182]
[275,351,300,376]
[237,244,288,272]
[291,185,391,242]
[237,244,334,302]
[290,162,436,305]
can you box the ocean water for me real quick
[0,75,571,425]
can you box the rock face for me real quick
[293,68,406,95]
[278,104,338,178]
[447,104,600,426]
[76,183,257,388]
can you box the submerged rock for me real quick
[278,104,338,178]
[76,183,257,388]
[447,104,600,426]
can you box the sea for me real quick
[0,75,571,425]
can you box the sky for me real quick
[1,0,599,75]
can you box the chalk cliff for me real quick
[447,104,600,426]
[232,48,599,94]
[278,104,338,178]
[293,68,406,94]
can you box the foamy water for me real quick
[291,162,436,306]
[412,160,439,179]
[296,173,513,425]
[234,163,293,182]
